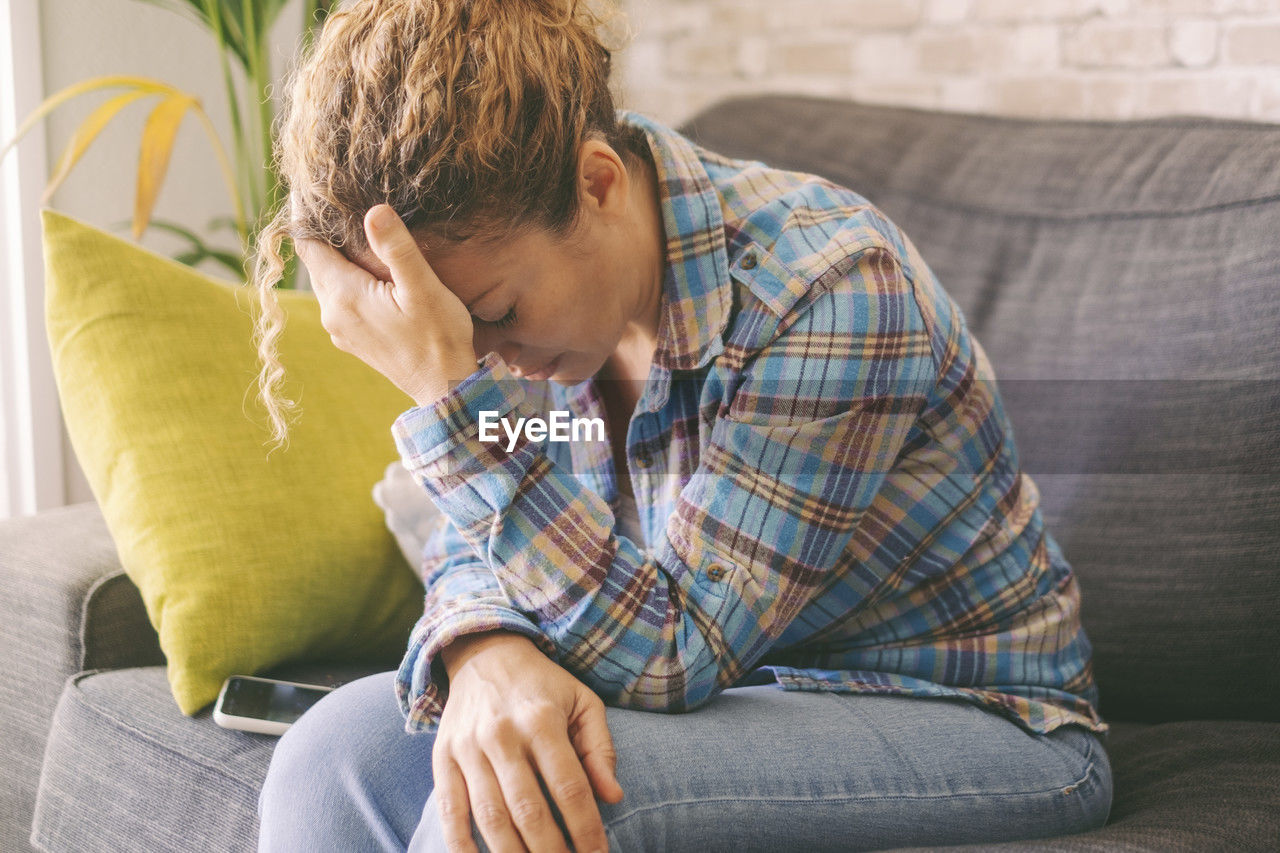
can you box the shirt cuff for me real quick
[392,350,525,471]
[395,602,559,735]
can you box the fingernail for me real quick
[369,205,396,235]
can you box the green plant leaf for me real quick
[132,217,204,245]
[132,0,293,73]
[113,214,248,278]
[174,248,247,279]
[133,0,245,68]
[207,248,249,278]
[207,215,240,233]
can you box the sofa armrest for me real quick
[0,501,164,852]
[0,501,163,677]
[0,498,164,763]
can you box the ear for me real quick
[576,139,630,219]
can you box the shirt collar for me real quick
[618,109,732,376]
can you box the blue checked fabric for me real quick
[389,109,1107,738]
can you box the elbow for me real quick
[594,662,729,715]
[559,621,740,714]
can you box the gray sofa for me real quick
[3,94,1278,852]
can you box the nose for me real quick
[497,343,522,370]
[473,327,521,372]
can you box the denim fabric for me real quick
[258,671,1111,852]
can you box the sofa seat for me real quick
[30,666,1280,852]
[30,664,385,853]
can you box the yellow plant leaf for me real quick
[133,94,197,241]
[0,75,175,164]
[42,90,153,205]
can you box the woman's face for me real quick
[343,143,665,385]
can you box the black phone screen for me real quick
[221,678,332,724]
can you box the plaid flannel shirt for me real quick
[390,109,1108,738]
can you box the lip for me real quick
[522,354,562,381]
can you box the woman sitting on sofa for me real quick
[251,1,1112,850]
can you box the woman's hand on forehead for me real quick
[294,204,480,406]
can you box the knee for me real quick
[1080,737,1115,830]
[257,672,398,824]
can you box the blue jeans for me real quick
[257,670,1112,851]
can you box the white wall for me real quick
[618,0,1280,128]
[1,0,55,520]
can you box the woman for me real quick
[252,1,1113,851]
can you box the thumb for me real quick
[570,695,624,803]
[363,204,435,304]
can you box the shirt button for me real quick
[707,563,726,581]
[636,453,653,469]
[740,252,758,270]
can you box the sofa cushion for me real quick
[29,664,385,853]
[372,459,442,574]
[681,97,1280,726]
[30,667,1280,852]
[41,209,427,718]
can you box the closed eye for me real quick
[474,305,517,329]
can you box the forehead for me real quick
[342,233,448,280]
[341,226,557,295]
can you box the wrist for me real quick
[411,348,482,407]
[440,630,535,679]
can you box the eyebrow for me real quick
[465,281,503,312]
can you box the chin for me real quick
[551,352,599,385]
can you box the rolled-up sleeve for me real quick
[394,504,558,734]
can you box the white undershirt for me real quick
[615,491,646,548]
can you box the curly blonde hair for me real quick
[250,0,647,454]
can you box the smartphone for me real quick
[213,675,335,736]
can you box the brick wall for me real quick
[616,0,1280,127]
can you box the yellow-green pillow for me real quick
[42,209,425,715]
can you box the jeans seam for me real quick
[604,735,1101,832]
[1060,732,1110,829]
[1055,730,1098,796]
[605,768,1100,831]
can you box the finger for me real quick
[568,697,625,805]
[294,238,388,331]
[295,237,366,302]
[528,731,611,853]
[294,237,359,290]
[292,239,325,296]
[485,739,572,853]
[363,204,440,306]
[455,750,531,853]
[433,756,481,853]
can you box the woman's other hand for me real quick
[294,204,479,407]
[435,631,625,853]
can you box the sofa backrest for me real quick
[681,94,1280,726]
